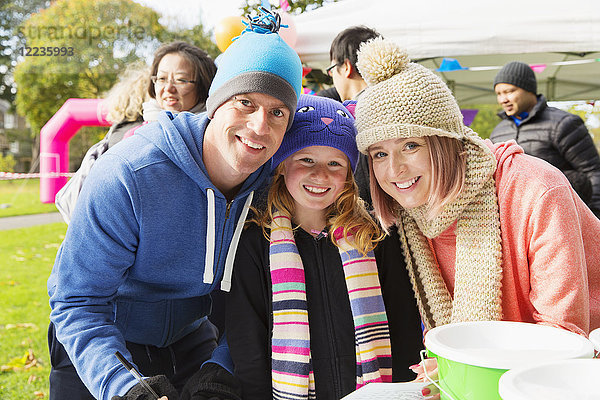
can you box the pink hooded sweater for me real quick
[431,140,600,337]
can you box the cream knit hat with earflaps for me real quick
[355,37,504,330]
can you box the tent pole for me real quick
[546,77,557,101]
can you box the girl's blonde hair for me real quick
[252,163,383,255]
[104,60,151,124]
[370,135,467,230]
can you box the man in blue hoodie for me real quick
[46,11,303,400]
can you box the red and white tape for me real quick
[0,171,74,180]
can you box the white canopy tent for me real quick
[293,0,600,104]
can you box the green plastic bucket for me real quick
[424,321,594,400]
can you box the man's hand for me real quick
[111,375,178,400]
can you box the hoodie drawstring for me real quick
[203,188,216,285]
[221,191,254,292]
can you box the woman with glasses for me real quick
[146,41,217,117]
[113,40,216,145]
[121,41,217,141]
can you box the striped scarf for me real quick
[269,212,392,399]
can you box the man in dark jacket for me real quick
[491,61,600,218]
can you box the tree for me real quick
[0,153,16,172]
[161,25,221,60]
[0,0,49,104]
[14,0,165,137]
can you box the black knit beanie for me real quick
[493,61,537,94]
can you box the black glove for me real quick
[180,363,242,400]
[111,375,178,400]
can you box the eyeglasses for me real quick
[326,63,339,76]
[151,76,196,89]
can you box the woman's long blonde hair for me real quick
[252,163,384,255]
[104,60,151,124]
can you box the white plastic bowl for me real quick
[425,321,594,370]
[590,328,600,352]
[499,359,600,400]
[424,321,594,400]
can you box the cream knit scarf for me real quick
[397,139,503,330]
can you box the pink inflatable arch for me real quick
[39,98,111,203]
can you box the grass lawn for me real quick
[0,180,58,218]
[0,222,67,399]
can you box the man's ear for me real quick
[342,59,354,78]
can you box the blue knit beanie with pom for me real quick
[272,94,359,171]
[206,9,303,129]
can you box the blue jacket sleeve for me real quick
[48,153,141,400]
[202,335,234,373]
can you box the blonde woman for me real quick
[102,59,151,146]
[354,38,600,398]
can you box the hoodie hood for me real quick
[137,110,271,199]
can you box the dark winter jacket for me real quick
[490,95,600,217]
[226,223,424,400]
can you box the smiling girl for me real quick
[225,94,424,399]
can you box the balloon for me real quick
[276,11,297,49]
[215,16,247,52]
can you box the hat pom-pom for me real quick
[357,37,409,86]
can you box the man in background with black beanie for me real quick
[491,61,600,218]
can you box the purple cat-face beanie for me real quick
[272,94,359,171]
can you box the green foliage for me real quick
[161,25,221,60]
[241,0,339,17]
[0,153,16,173]
[463,103,502,140]
[0,179,58,217]
[14,0,166,136]
[0,0,50,103]
[0,222,67,399]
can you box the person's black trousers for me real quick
[48,320,218,399]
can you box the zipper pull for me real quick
[225,200,232,219]
[312,229,328,240]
